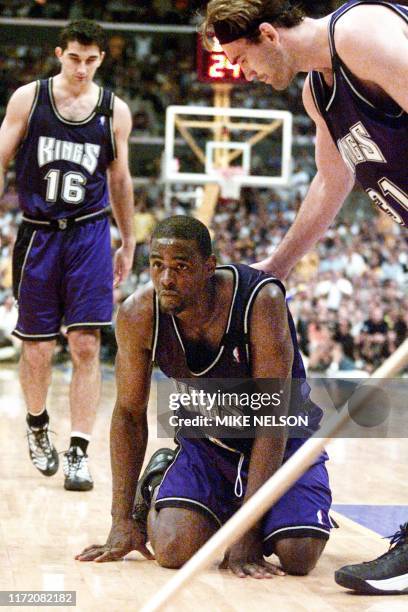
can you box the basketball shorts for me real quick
[156,436,334,555]
[12,217,113,341]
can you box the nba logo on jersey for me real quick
[99,117,105,126]
[233,346,241,363]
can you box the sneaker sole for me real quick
[64,480,94,492]
[335,570,408,595]
[132,448,175,526]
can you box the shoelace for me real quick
[366,522,408,565]
[63,450,87,477]
[26,428,56,457]
[387,522,408,550]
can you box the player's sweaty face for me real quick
[58,41,104,84]
[150,238,210,315]
[223,38,291,90]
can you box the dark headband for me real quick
[213,2,292,44]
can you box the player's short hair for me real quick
[151,216,213,259]
[59,20,106,52]
[200,0,305,50]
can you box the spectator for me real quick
[333,319,355,363]
[359,307,389,372]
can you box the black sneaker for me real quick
[63,446,93,491]
[335,523,408,594]
[26,423,59,476]
[132,448,175,534]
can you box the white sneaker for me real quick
[26,422,59,476]
[63,446,93,491]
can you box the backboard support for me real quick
[163,104,293,214]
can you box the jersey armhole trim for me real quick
[325,71,337,112]
[109,93,117,159]
[309,72,323,117]
[151,292,159,362]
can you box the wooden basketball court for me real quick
[1,364,407,611]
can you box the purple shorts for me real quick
[156,437,334,555]
[12,217,113,341]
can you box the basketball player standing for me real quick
[201,0,408,594]
[0,20,135,491]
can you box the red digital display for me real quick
[196,35,247,84]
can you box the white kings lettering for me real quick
[337,121,386,174]
[37,137,100,174]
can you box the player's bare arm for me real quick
[108,96,136,286]
[334,4,408,113]
[255,75,354,279]
[0,82,37,196]
[76,284,155,563]
[228,283,293,578]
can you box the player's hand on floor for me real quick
[225,533,285,579]
[75,519,154,563]
[113,244,134,287]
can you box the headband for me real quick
[213,2,292,44]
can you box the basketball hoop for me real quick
[216,166,245,200]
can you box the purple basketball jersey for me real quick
[153,263,323,454]
[154,266,333,540]
[15,78,116,220]
[309,1,408,227]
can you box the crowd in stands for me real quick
[3,178,406,373]
[0,1,206,23]
[0,29,310,144]
[0,1,346,23]
[125,184,408,375]
[0,2,351,136]
[0,2,406,372]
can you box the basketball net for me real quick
[216,166,245,200]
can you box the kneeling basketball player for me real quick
[76,216,334,578]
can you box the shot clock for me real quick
[196,35,247,84]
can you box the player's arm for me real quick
[76,285,155,563]
[0,82,36,197]
[107,96,136,286]
[228,283,293,578]
[335,5,408,112]
[255,75,354,279]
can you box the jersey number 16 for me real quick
[44,169,87,205]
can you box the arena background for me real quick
[0,0,406,374]
[0,2,407,611]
